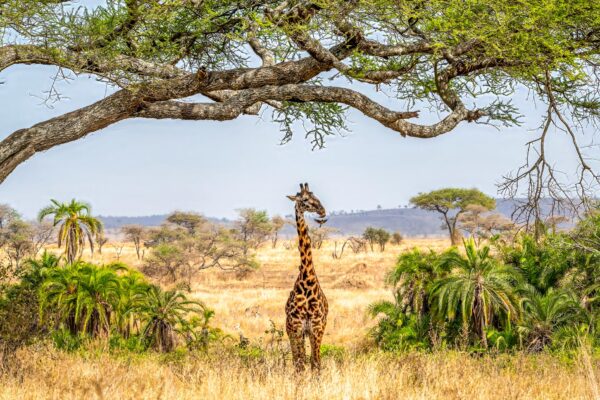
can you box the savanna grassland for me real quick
[2,238,600,400]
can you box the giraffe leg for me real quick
[286,319,305,372]
[309,322,325,371]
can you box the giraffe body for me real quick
[285,183,328,372]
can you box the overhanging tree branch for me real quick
[0,0,598,210]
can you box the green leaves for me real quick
[137,285,206,352]
[274,101,348,150]
[370,216,600,352]
[411,188,496,213]
[431,239,522,332]
[35,257,208,352]
[38,199,102,264]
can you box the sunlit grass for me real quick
[1,344,597,400]
[7,237,596,399]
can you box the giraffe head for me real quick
[287,183,327,225]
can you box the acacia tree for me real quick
[235,209,272,254]
[121,224,146,260]
[1,1,599,212]
[166,212,206,235]
[95,233,108,255]
[0,220,34,270]
[0,204,19,229]
[269,215,286,249]
[459,204,514,244]
[411,188,495,245]
[363,227,378,251]
[375,229,391,252]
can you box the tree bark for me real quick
[0,14,497,183]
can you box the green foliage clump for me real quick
[363,227,392,252]
[0,253,220,355]
[38,199,103,264]
[320,344,346,363]
[369,209,600,354]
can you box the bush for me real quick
[1,254,216,355]
[390,232,403,246]
[320,344,346,363]
[363,227,392,251]
[51,328,85,352]
[368,213,600,354]
[0,253,59,348]
[108,334,148,353]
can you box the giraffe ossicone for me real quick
[285,182,329,372]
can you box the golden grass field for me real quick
[2,238,600,399]
[90,237,450,346]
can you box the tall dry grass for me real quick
[7,238,598,399]
[1,345,598,400]
[47,238,450,345]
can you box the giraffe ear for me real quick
[304,182,310,191]
[299,183,305,191]
[287,195,298,201]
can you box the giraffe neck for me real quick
[295,203,315,275]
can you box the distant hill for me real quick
[321,207,445,236]
[98,215,230,230]
[98,198,570,237]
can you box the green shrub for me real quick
[51,328,85,352]
[320,344,346,363]
[1,253,215,355]
[368,235,589,353]
[108,334,148,353]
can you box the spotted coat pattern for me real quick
[286,192,328,372]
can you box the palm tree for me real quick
[518,287,581,352]
[39,261,124,337]
[114,270,150,338]
[430,238,521,348]
[137,286,204,352]
[39,262,81,333]
[386,248,450,318]
[38,199,103,264]
[367,296,430,351]
[21,251,61,288]
[73,262,122,336]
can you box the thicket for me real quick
[0,253,223,354]
[369,209,600,353]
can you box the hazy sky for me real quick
[0,6,585,219]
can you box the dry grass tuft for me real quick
[1,345,598,400]
[6,238,598,399]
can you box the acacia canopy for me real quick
[411,188,495,244]
[1,0,600,203]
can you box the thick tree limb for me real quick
[0,90,139,182]
[1,0,597,201]
[0,80,484,184]
[136,84,482,139]
[0,45,185,80]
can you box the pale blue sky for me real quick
[0,3,585,219]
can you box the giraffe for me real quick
[285,182,329,372]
